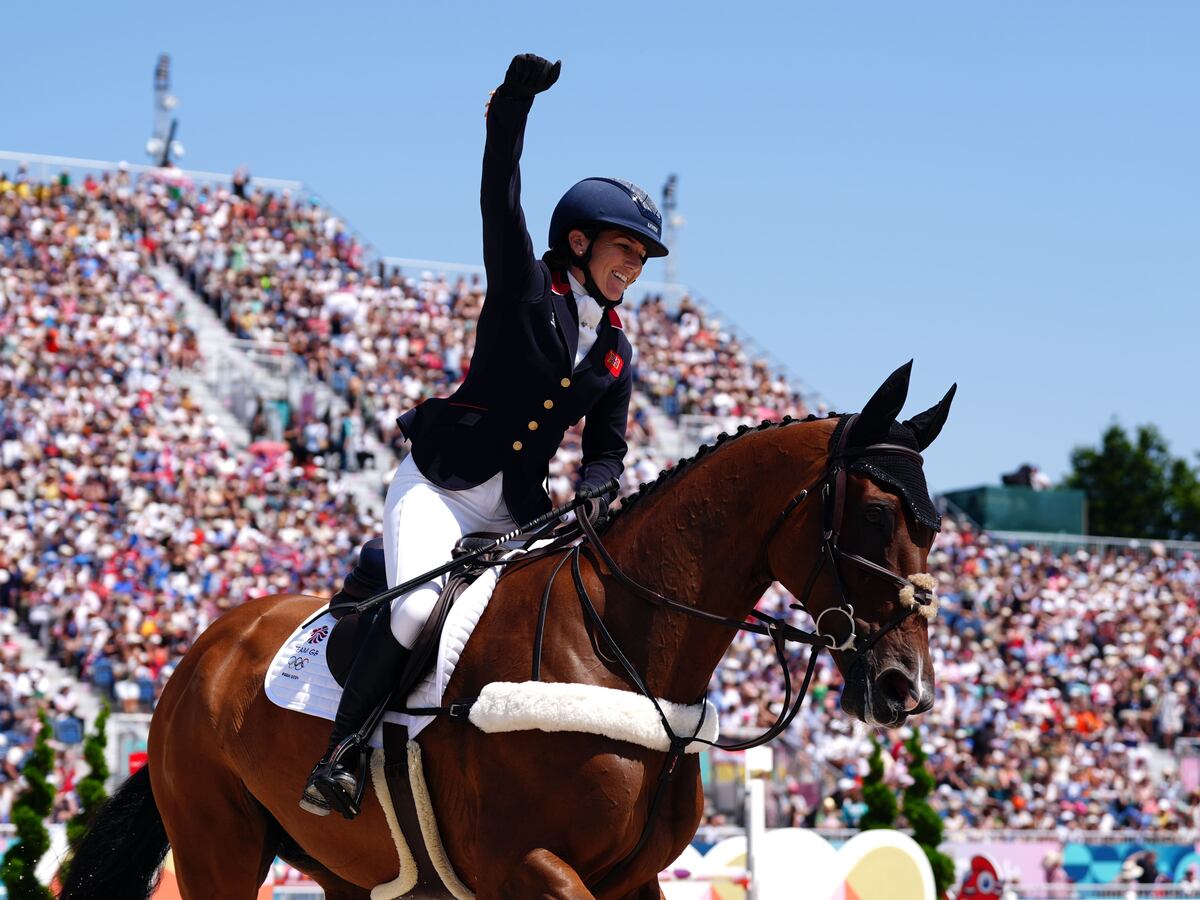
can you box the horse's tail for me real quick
[59,766,170,899]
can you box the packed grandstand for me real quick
[2,164,1199,855]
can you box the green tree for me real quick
[1168,457,1200,540]
[59,705,111,882]
[857,734,898,831]
[1,709,54,900]
[1065,423,1200,539]
[902,731,954,900]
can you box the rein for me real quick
[564,415,936,741]
[419,418,936,747]
[565,423,936,753]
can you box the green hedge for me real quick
[1,709,54,900]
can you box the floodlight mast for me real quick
[662,174,683,286]
[146,53,184,167]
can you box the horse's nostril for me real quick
[878,668,918,710]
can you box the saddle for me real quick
[324,536,503,714]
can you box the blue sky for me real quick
[3,2,1197,491]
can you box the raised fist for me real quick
[498,53,561,99]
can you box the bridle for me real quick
[559,414,937,752]
[769,412,937,660]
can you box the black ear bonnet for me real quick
[830,416,942,532]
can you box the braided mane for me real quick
[603,412,838,529]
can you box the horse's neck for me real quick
[603,421,832,703]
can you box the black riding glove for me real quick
[560,496,609,532]
[583,496,609,527]
[497,53,561,99]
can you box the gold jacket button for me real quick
[527,421,539,431]
[512,441,523,451]
[543,399,554,410]
[560,377,571,388]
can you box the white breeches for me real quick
[382,454,517,648]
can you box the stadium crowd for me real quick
[0,168,372,820]
[3,166,1200,852]
[150,173,809,448]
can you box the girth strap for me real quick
[381,724,448,897]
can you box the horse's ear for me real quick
[853,360,913,445]
[904,383,957,451]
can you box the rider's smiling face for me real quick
[569,228,646,303]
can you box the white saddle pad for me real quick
[264,551,720,753]
[264,560,507,745]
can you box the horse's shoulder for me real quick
[192,594,324,657]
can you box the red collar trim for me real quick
[550,270,570,296]
[607,307,623,329]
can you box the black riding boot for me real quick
[300,609,410,819]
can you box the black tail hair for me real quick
[59,766,170,899]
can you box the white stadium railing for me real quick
[987,529,1200,555]
[0,149,303,191]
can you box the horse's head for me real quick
[768,362,955,728]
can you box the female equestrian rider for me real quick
[302,52,669,818]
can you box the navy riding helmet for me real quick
[549,178,670,259]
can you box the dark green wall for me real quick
[943,486,1087,534]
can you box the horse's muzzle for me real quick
[840,662,932,727]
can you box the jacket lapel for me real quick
[549,271,578,372]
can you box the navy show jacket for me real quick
[398,92,633,524]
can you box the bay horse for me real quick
[62,362,954,899]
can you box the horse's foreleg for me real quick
[481,848,596,899]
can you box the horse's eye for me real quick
[864,508,883,525]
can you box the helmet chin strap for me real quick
[570,242,623,307]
